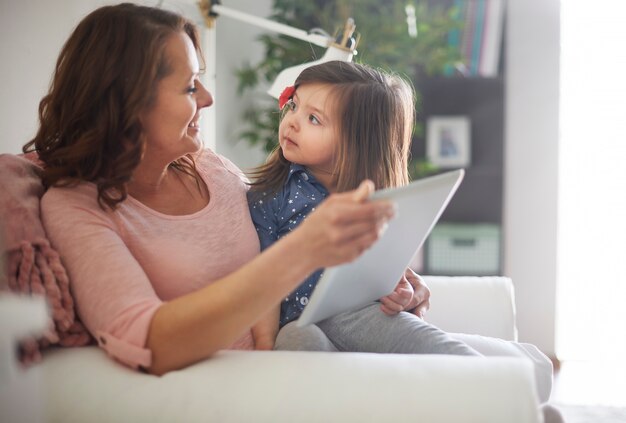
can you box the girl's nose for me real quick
[284,108,299,131]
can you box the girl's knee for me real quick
[274,322,337,352]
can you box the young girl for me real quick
[247,60,478,355]
[246,63,556,417]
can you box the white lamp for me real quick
[197,0,359,98]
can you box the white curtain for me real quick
[558,0,626,360]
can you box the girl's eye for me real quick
[309,114,320,125]
[187,86,198,95]
[286,99,296,112]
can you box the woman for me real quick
[24,3,397,375]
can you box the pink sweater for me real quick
[41,149,260,369]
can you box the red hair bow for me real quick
[278,85,296,110]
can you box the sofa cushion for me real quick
[39,347,540,423]
[424,276,518,340]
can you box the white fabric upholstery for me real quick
[424,276,518,340]
[1,276,542,423]
[40,348,541,423]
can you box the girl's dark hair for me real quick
[23,3,203,209]
[249,60,415,193]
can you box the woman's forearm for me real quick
[145,230,316,375]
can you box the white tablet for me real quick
[297,169,464,327]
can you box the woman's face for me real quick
[140,31,212,163]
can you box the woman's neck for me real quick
[127,160,209,215]
[128,160,172,197]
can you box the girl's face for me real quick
[140,32,213,164]
[279,83,339,182]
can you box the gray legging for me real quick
[275,302,553,403]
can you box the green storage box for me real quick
[426,223,501,275]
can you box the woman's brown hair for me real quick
[23,3,202,209]
[248,60,415,194]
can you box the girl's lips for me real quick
[283,137,297,147]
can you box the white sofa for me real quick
[1,276,543,423]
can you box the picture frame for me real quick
[426,116,471,168]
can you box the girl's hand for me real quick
[296,180,395,269]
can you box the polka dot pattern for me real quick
[248,164,329,326]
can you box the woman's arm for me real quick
[379,268,431,317]
[146,180,394,374]
[403,269,431,318]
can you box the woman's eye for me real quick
[187,86,198,94]
[309,114,320,125]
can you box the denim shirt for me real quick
[247,164,329,327]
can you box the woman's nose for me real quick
[196,81,213,109]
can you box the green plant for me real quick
[236,0,463,177]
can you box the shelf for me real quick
[412,76,505,225]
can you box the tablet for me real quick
[297,169,464,327]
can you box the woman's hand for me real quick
[296,180,396,269]
[403,268,430,318]
[379,274,414,315]
[380,268,430,317]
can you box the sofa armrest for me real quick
[422,276,518,341]
[40,347,540,423]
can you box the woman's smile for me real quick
[187,119,200,133]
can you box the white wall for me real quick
[557,1,626,360]
[505,0,560,356]
[0,0,109,153]
[1,0,561,356]
[213,0,270,169]
[0,0,267,168]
